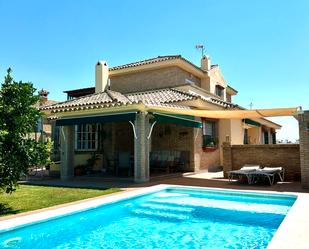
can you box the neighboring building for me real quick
[34,89,58,141]
[42,55,281,182]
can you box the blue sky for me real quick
[0,0,308,141]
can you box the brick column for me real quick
[222,142,233,178]
[60,125,75,180]
[299,111,309,188]
[134,112,150,183]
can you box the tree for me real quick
[0,68,50,193]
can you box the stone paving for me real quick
[25,171,309,193]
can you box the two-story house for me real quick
[42,55,284,182]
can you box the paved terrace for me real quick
[24,171,309,193]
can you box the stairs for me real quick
[131,201,193,222]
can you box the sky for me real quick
[0,0,308,142]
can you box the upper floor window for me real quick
[215,85,224,97]
[202,120,218,148]
[75,124,100,151]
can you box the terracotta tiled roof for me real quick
[126,88,194,105]
[109,55,205,73]
[109,55,182,71]
[41,88,237,113]
[209,97,237,108]
[34,99,58,109]
[41,90,132,112]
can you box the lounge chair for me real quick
[249,167,284,185]
[228,165,260,184]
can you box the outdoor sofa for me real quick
[150,150,189,174]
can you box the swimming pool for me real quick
[0,186,296,249]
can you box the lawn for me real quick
[0,185,120,217]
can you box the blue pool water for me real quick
[0,187,296,249]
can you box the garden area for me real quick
[0,185,120,217]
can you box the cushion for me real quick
[262,167,282,171]
[241,165,260,170]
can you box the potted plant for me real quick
[74,165,84,176]
[85,152,100,175]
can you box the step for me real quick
[140,203,194,213]
[132,208,189,221]
[149,197,289,215]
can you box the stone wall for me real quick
[299,111,309,188]
[110,66,201,93]
[223,144,300,181]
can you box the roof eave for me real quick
[109,57,206,78]
[226,85,238,95]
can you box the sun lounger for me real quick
[249,167,284,185]
[228,165,260,184]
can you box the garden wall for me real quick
[222,144,300,181]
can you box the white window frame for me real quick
[75,124,100,151]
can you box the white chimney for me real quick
[95,61,109,93]
[201,55,211,71]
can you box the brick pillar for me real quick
[134,112,150,183]
[222,142,233,178]
[60,125,75,180]
[299,111,309,188]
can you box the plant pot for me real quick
[74,168,82,176]
[202,147,218,152]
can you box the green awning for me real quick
[242,119,261,127]
[153,112,202,128]
[56,112,136,126]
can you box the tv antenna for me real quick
[195,44,205,57]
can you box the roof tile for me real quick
[41,87,237,113]
[109,55,181,71]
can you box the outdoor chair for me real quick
[150,152,159,169]
[150,151,166,173]
[116,152,132,177]
[228,165,261,184]
[249,167,284,185]
[176,151,189,172]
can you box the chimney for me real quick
[38,89,49,105]
[201,55,211,71]
[95,61,109,93]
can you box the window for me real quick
[36,118,43,132]
[244,129,249,144]
[215,85,224,97]
[202,120,217,148]
[75,124,100,151]
[272,132,277,144]
[52,125,60,153]
[264,131,269,144]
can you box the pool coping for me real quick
[0,184,308,249]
